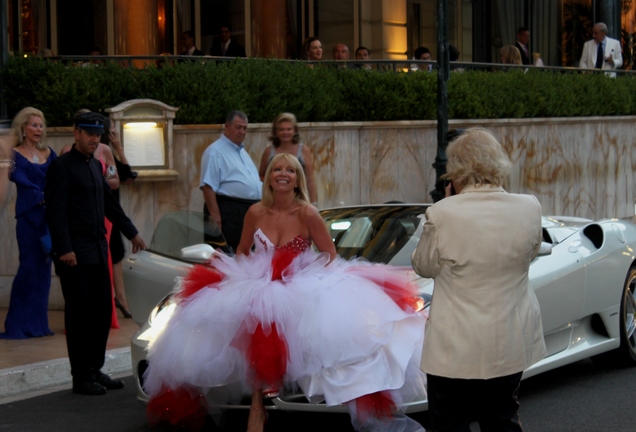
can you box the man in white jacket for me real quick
[579,22,622,75]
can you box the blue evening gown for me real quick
[0,149,57,339]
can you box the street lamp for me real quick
[430,0,450,203]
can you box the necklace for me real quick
[23,146,40,163]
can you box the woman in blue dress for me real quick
[0,107,56,339]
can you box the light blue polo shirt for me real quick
[199,134,262,200]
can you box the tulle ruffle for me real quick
[143,244,427,431]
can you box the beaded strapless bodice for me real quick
[254,229,312,253]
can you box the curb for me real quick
[0,347,131,400]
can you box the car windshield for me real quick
[149,206,429,265]
[149,211,228,261]
[320,205,428,266]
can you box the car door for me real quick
[530,233,586,357]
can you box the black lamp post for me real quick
[430,0,450,203]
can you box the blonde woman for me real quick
[145,154,426,432]
[1,107,56,339]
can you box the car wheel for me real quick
[617,266,636,365]
[595,266,636,367]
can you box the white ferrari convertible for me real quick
[124,204,636,413]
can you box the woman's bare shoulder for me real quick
[299,202,320,219]
[248,202,268,216]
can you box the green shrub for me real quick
[3,56,636,126]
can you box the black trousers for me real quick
[427,372,524,432]
[57,261,112,383]
[204,194,258,253]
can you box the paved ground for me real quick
[0,308,138,402]
[3,358,636,431]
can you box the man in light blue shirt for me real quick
[200,111,262,252]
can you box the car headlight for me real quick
[138,293,178,344]
[415,294,431,312]
[149,293,177,326]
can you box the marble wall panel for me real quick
[2,118,636,309]
[363,124,437,204]
[359,128,372,205]
[475,118,636,219]
[0,187,17,276]
[0,276,13,308]
[301,125,337,206]
[331,128,361,207]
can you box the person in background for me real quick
[332,43,350,60]
[302,36,323,63]
[500,45,523,65]
[449,44,460,62]
[0,107,56,339]
[412,127,546,432]
[259,112,318,205]
[45,112,146,396]
[532,52,544,67]
[86,46,103,66]
[61,110,122,328]
[180,30,204,56]
[515,27,532,66]
[101,117,135,318]
[449,44,465,72]
[37,48,55,58]
[579,22,622,74]
[414,46,433,71]
[209,24,246,57]
[354,46,372,70]
[200,111,262,252]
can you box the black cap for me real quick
[74,112,106,135]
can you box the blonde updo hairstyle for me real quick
[443,127,512,189]
[269,112,301,147]
[261,153,310,207]
[12,107,47,150]
[500,45,522,65]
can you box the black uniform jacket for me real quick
[209,41,246,57]
[44,145,138,265]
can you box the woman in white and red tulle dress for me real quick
[143,154,427,432]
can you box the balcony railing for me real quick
[21,55,636,76]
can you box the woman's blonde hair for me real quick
[261,153,310,207]
[269,112,301,147]
[500,45,522,65]
[443,127,512,188]
[12,107,47,149]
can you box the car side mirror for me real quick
[538,242,552,257]
[181,244,215,262]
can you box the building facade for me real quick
[5,0,635,69]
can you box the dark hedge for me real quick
[3,57,636,126]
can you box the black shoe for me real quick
[73,380,107,396]
[96,372,124,390]
[115,298,133,319]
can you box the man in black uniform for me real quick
[45,112,146,395]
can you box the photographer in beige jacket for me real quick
[412,128,546,432]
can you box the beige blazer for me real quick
[412,185,546,379]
